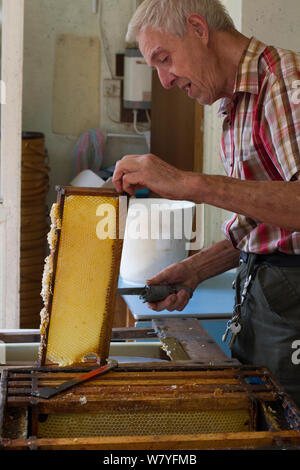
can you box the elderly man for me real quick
[113,0,300,407]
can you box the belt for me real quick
[240,251,300,267]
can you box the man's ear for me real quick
[186,13,209,42]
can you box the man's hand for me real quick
[112,153,190,200]
[145,240,241,312]
[146,259,199,312]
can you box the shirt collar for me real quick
[218,37,267,117]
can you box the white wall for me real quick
[22,0,135,205]
[0,0,24,328]
[242,0,300,52]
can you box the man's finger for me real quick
[148,289,191,312]
[112,163,126,193]
[165,290,190,311]
[147,294,177,312]
[147,273,169,285]
[122,173,146,195]
[147,265,178,285]
[113,158,138,193]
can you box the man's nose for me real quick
[157,69,177,89]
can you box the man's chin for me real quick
[196,97,210,106]
[196,96,218,106]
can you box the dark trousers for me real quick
[231,259,300,409]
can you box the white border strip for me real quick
[0,0,24,328]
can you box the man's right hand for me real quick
[145,240,240,312]
[146,259,199,312]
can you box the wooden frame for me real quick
[39,186,124,367]
[2,430,300,451]
[1,362,300,451]
[1,319,300,450]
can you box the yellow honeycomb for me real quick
[38,409,251,438]
[44,195,120,366]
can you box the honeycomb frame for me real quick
[1,365,300,450]
[38,186,124,367]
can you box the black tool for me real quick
[117,285,193,303]
[31,360,118,399]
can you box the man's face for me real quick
[139,25,220,106]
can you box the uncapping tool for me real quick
[31,359,118,399]
[117,285,193,303]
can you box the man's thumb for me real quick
[147,270,168,285]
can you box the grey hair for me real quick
[126,0,235,42]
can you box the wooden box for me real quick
[1,363,300,450]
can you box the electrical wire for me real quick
[133,110,151,154]
[98,0,121,125]
[133,109,146,135]
[106,99,122,125]
[145,109,151,125]
[92,0,98,14]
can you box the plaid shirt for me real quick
[219,37,300,254]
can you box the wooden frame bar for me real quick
[0,327,156,344]
[152,318,238,365]
[2,430,300,451]
[39,187,64,366]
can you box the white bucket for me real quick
[70,169,105,188]
[120,199,195,284]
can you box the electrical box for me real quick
[124,48,152,110]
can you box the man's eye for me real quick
[161,56,168,63]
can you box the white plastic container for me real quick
[70,169,105,188]
[120,199,195,284]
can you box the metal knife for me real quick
[117,285,193,303]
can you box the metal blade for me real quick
[118,285,193,303]
[117,288,146,296]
